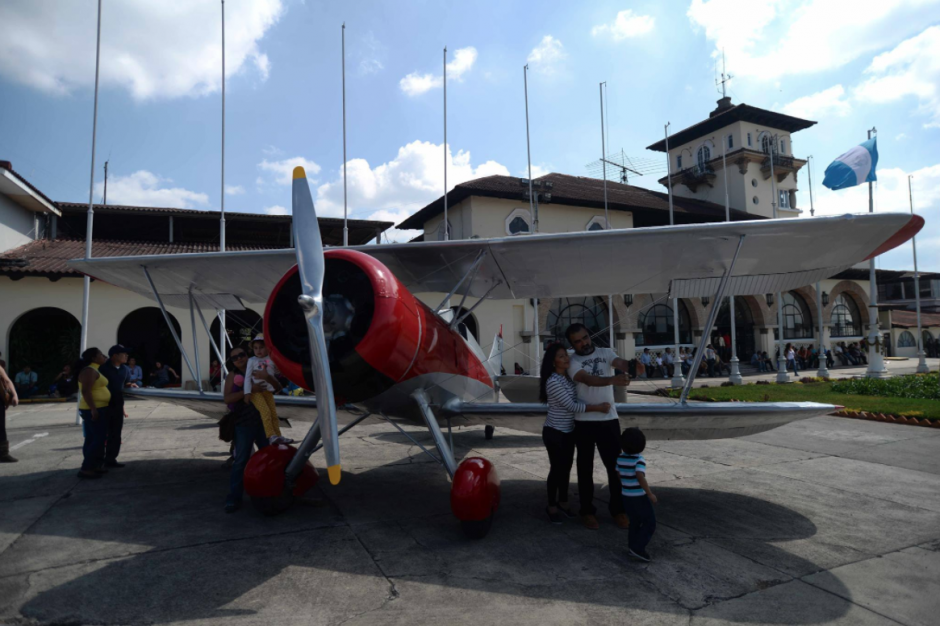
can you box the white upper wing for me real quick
[67,213,922,304]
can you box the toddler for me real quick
[617,427,657,562]
[244,334,290,444]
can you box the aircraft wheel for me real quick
[484,425,494,440]
[251,492,295,516]
[460,513,494,539]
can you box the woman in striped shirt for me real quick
[539,343,611,525]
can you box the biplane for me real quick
[69,166,923,538]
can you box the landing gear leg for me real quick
[484,425,495,440]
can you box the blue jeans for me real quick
[227,421,269,506]
[623,494,656,553]
[789,358,800,375]
[79,406,110,471]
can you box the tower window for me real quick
[696,145,711,171]
[752,196,759,205]
[747,132,752,147]
[779,190,790,209]
[677,155,683,170]
[727,135,734,150]
[781,139,787,154]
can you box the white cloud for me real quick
[896,133,908,140]
[591,10,655,40]
[399,47,477,96]
[519,164,552,179]
[258,157,322,185]
[263,205,289,215]
[854,26,940,127]
[0,0,284,100]
[687,0,940,80]
[224,185,245,196]
[526,36,566,76]
[313,140,509,240]
[93,170,209,209]
[781,85,851,119]
[358,31,386,76]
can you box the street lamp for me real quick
[822,292,829,307]
[766,294,774,307]
[701,296,710,307]
[623,294,633,307]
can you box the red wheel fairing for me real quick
[244,444,319,498]
[451,457,500,522]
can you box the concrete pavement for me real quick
[1,399,940,625]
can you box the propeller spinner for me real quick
[292,166,342,485]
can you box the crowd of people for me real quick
[537,324,657,562]
[3,355,179,401]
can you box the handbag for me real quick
[218,411,236,443]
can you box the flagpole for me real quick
[665,123,684,387]
[723,132,743,384]
[865,128,888,378]
[809,156,830,377]
[443,46,448,242]
[219,0,227,371]
[342,23,348,247]
[769,137,789,383]
[599,82,614,353]
[524,64,540,368]
[909,176,929,374]
[78,0,103,426]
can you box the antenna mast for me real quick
[716,49,733,98]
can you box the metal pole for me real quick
[443,46,448,242]
[188,290,204,392]
[524,64,541,368]
[865,128,887,378]
[143,267,199,383]
[103,161,108,206]
[193,298,227,379]
[722,133,743,384]
[768,138,789,382]
[665,123,684,387]
[599,83,614,355]
[219,0,227,369]
[78,0,103,426]
[680,236,746,403]
[342,23,348,247]
[807,157,830,377]
[909,176,929,374]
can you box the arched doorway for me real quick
[715,297,755,361]
[547,297,611,348]
[118,308,182,381]
[8,307,81,388]
[209,308,263,363]
[450,306,478,342]
[637,301,691,347]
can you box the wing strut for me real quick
[679,235,745,404]
[142,266,200,387]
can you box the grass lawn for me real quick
[665,381,940,421]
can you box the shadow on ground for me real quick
[0,457,850,625]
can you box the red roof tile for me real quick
[890,309,940,328]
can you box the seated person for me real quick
[50,364,78,398]
[127,358,143,386]
[149,361,180,388]
[14,365,39,398]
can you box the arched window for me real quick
[782,291,813,339]
[637,302,691,346]
[898,331,916,348]
[547,297,610,348]
[761,133,776,155]
[830,294,861,337]
[696,145,711,171]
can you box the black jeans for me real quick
[1,398,6,442]
[623,495,656,552]
[575,419,624,517]
[105,403,124,463]
[542,426,576,507]
[80,405,110,471]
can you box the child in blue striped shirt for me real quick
[617,427,657,562]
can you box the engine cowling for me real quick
[263,249,492,404]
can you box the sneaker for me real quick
[557,505,577,519]
[546,507,565,525]
[628,548,651,562]
[581,514,600,530]
[614,513,631,530]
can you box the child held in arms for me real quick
[618,427,657,562]
[244,334,291,444]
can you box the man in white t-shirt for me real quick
[565,323,632,531]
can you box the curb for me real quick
[833,409,940,428]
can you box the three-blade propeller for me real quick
[292,166,341,485]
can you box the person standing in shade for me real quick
[76,348,111,479]
[1,364,19,463]
[564,323,632,531]
[99,345,137,469]
[223,344,269,513]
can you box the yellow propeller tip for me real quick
[292,166,306,180]
[327,464,342,485]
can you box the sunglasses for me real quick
[231,352,248,359]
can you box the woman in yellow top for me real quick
[77,347,111,479]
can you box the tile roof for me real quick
[890,309,940,328]
[397,172,759,230]
[0,162,60,213]
[0,237,275,277]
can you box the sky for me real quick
[1,0,939,271]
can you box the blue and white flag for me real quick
[822,137,878,190]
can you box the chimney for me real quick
[0,160,11,170]
[710,97,733,118]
